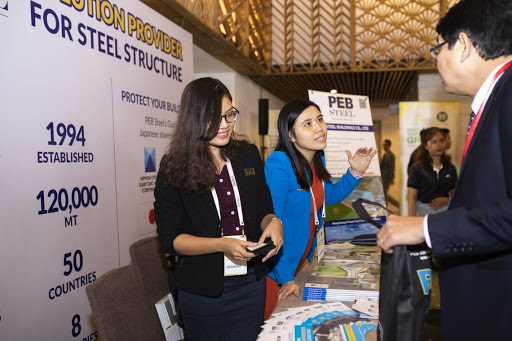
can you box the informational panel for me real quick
[399,102,459,216]
[308,91,383,243]
[112,51,188,266]
[0,0,192,339]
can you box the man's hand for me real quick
[278,280,300,302]
[377,215,426,253]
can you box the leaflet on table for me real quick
[340,321,378,341]
[294,311,369,341]
[307,259,379,288]
[302,288,379,302]
[322,243,381,262]
[313,259,379,279]
[259,303,359,341]
[306,275,378,291]
[351,297,379,318]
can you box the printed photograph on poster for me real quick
[308,90,385,243]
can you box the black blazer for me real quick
[154,143,274,297]
[428,67,512,340]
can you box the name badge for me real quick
[316,226,325,262]
[224,235,247,276]
[244,168,255,176]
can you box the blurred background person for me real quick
[407,127,457,216]
[407,128,427,175]
[380,139,399,208]
[440,128,452,151]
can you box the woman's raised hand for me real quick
[345,147,378,175]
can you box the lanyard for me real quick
[211,159,245,236]
[310,181,325,228]
[462,59,512,164]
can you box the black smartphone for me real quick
[246,238,276,255]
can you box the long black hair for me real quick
[419,127,450,168]
[160,77,245,193]
[275,99,331,189]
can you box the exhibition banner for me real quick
[308,91,384,243]
[0,0,192,339]
[399,102,459,216]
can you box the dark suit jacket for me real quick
[154,143,274,297]
[380,150,395,183]
[429,66,512,340]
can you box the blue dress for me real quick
[264,151,361,284]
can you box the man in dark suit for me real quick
[377,0,512,339]
[380,139,399,208]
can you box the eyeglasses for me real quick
[221,107,239,123]
[430,41,448,60]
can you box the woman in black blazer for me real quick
[154,77,283,341]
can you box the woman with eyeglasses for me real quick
[263,99,377,314]
[154,77,283,341]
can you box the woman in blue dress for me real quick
[264,99,377,311]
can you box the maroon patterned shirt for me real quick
[215,165,244,236]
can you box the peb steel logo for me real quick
[144,147,156,173]
[0,1,8,18]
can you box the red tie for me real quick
[461,59,512,165]
[466,111,476,136]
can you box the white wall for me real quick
[418,72,472,169]
[233,73,286,144]
[194,46,286,148]
[371,106,401,209]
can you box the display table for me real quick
[273,257,378,341]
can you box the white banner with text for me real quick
[0,0,192,338]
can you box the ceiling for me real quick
[143,0,457,105]
[249,70,419,105]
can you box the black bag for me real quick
[352,199,432,341]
